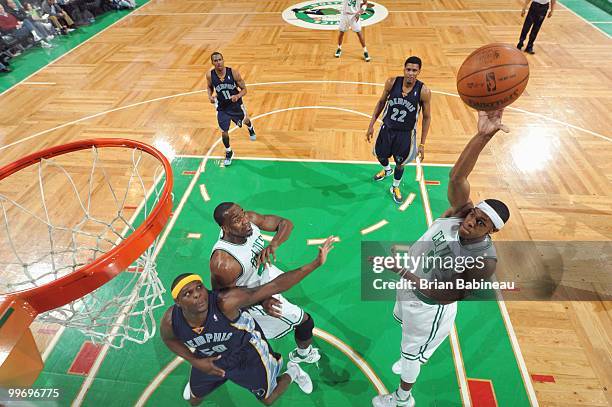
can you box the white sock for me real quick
[363,47,368,52]
[297,345,312,357]
[225,147,232,152]
[337,44,342,49]
[383,164,391,171]
[392,179,400,187]
[32,31,41,41]
[395,387,411,401]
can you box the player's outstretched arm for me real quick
[444,109,509,217]
[366,77,394,142]
[247,211,294,265]
[218,237,335,314]
[160,308,226,377]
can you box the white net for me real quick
[0,143,171,348]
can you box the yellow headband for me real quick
[171,274,203,299]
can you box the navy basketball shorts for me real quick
[189,346,282,400]
[374,124,417,165]
[217,103,246,132]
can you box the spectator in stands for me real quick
[0,40,11,72]
[0,3,51,47]
[24,2,56,36]
[6,0,53,39]
[40,0,74,34]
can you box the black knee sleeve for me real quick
[378,157,390,167]
[394,165,404,181]
[294,313,315,341]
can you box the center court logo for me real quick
[282,1,389,31]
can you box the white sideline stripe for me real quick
[557,1,611,39]
[496,290,539,406]
[306,236,340,245]
[313,327,387,394]
[2,80,610,153]
[360,220,388,235]
[415,163,423,182]
[131,9,571,16]
[177,154,456,167]
[42,326,65,361]
[134,327,388,406]
[415,157,470,406]
[199,184,210,202]
[399,193,416,212]
[134,356,183,407]
[186,233,201,239]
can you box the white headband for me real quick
[475,201,505,230]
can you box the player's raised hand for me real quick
[477,109,510,138]
[192,355,226,378]
[316,236,335,266]
[365,125,374,143]
[262,296,282,318]
[258,243,277,266]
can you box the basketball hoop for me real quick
[0,139,173,387]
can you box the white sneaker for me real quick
[287,361,312,394]
[40,40,52,48]
[289,347,321,364]
[392,359,401,374]
[182,382,191,400]
[372,392,414,407]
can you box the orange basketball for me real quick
[457,43,529,111]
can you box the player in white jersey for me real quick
[372,109,511,407]
[335,0,370,61]
[210,203,321,365]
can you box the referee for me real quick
[517,0,555,54]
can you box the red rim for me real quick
[0,138,173,314]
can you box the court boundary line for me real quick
[178,154,454,167]
[2,80,609,155]
[558,1,611,39]
[132,9,571,16]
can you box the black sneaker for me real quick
[224,150,234,166]
[516,42,523,50]
[525,47,535,54]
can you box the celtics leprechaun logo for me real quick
[282,1,388,30]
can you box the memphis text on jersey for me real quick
[387,97,417,112]
[372,278,515,291]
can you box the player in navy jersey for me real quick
[366,56,432,204]
[160,237,335,405]
[206,52,256,167]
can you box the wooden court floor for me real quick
[0,0,610,405]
